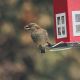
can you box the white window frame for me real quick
[56,13,67,39]
[72,11,80,36]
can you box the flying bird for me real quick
[24,23,52,53]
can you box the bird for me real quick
[24,23,52,53]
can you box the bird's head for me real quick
[24,23,40,31]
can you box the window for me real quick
[72,11,80,36]
[56,13,67,39]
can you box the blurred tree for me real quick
[0,0,80,80]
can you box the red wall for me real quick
[53,0,70,43]
[53,0,80,43]
[67,0,80,42]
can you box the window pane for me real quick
[58,27,61,35]
[62,27,65,35]
[75,14,80,22]
[75,25,80,32]
[57,17,60,25]
[61,16,65,24]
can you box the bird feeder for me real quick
[53,0,80,43]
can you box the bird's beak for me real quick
[24,25,30,30]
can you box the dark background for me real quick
[0,0,80,80]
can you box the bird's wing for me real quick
[31,32,39,43]
[43,29,50,43]
[31,29,51,47]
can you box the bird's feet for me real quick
[39,45,45,53]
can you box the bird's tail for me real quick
[47,42,53,47]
